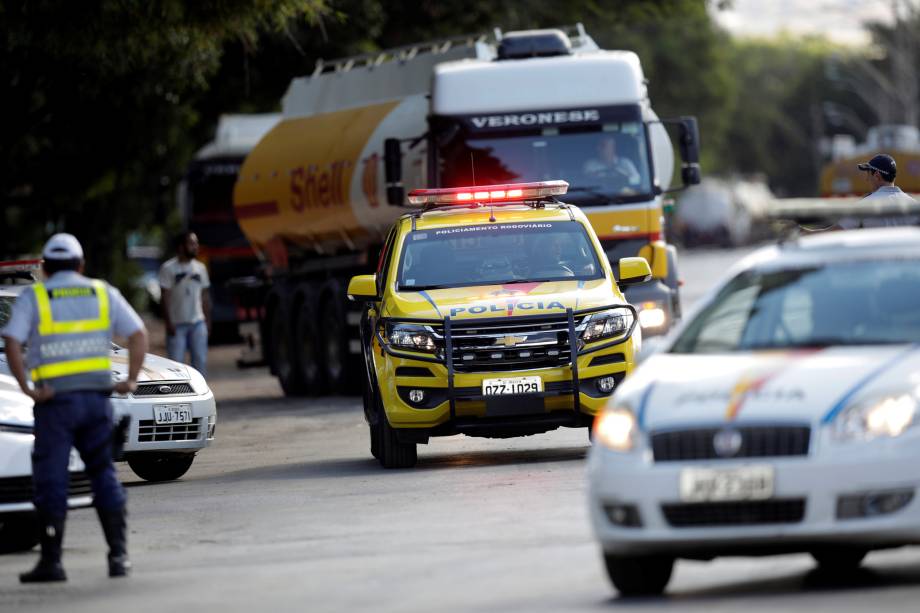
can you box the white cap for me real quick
[42,233,84,261]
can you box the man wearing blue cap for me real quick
[839,153,919,229]
[1,234,148,582]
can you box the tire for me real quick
[319,282,350,393]
[811,548,868,571]
[127,454,195,482]
[293,294,322,393]
[603,554,674,597]
[269,305,307,396]
[376,410,417,469]
[0,513,39,553]
[365,384,381,459]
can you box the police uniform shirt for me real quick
[839,186,920,229]
[1,271,144,384]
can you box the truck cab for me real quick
[420,28,700,336]
[348,181,650,468]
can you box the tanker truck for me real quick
[233,25,701,395]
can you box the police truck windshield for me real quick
[439,124,653,206]
[397,222,603,290]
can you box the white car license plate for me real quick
[154,404,193,425]
[482,376,543,396]
[679,465,774,503]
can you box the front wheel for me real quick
[603,553,674,596]
[0,513,39,553]
[376,415,417,469]
[811,548,868,571]
[127,454,195,482]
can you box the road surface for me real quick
[3,246,919,612]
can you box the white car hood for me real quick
[0,349,190,385]
[0,372,34,427]
[109,347,190,382]
[628,345,920,430]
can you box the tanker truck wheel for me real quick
[269,305,307,396]
[319,281,354,394]
[293,293,322,393]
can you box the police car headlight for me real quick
[833,393,918,441]
[385,323,438,353]
[580,308,634,343]
[593,406,637,452]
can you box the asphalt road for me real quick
[3,245,920,612]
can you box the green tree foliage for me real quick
[0,0,325,287]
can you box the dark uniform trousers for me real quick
[33,391,125,518]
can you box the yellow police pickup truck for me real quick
[347,181,651,468]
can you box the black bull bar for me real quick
[373,304,638,422]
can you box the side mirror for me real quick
[384,138,404,206]
[347,274,379,301]
[618,257,652,286]
[678,116,701,187]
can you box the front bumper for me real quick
[0,432,93,513]
[375,307,638,432]
[587,433,920,557]
[112,389,217,454]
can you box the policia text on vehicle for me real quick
[0,234,149,583]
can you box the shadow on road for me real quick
[213,445,587,484]
[605,562,920,607]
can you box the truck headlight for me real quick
[580,308,634,343]
[593,406,637,452]
[385,323,438,353]
[833,393,917,441]
[637,301,667,329]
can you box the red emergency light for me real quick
[0,259,41,273]
[407,180,569,206]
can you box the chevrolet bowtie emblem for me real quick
[498,335,527,347]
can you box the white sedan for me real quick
[588,228,920,596]
[0,264,216,482]
[0,373,92,552]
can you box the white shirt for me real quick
[839,186,920,229]
[158,258,210,325]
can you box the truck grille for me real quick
[0,472,93,504]
[137,419,203,442]
[662,499,806,527]
[448,316,577,373]
[651,426,811,462]
[132,382,195,397]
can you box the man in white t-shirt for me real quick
[158,232,211,375]
[839,153,919,229]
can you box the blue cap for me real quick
[857,153,896,181]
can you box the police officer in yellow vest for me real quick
[1,234,148,583]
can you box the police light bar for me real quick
[407,180,569,206]
[0,259,41,273]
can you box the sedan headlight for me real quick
[833,393,917,441]
[637,301,667,330]
[580,308,635,343]
[385,323,439,353]
[593,406,637,452]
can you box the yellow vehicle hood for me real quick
[384,279,623,321]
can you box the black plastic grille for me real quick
[132,382,195,397]
[662,499,806,527]
[137,419,202,442]
[448,317,577,373]
[651,426,811,462]
[0,472,93,504]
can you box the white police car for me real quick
[0,372,92,552]
[0,260,216,483]
[588,228,920,596]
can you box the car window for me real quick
[397,221,603,290]
[672,260,920,352]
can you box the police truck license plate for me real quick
[153,404,193,425]
[482,376,542,396]
[679,466,774,503]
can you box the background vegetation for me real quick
[1,0,916,285]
